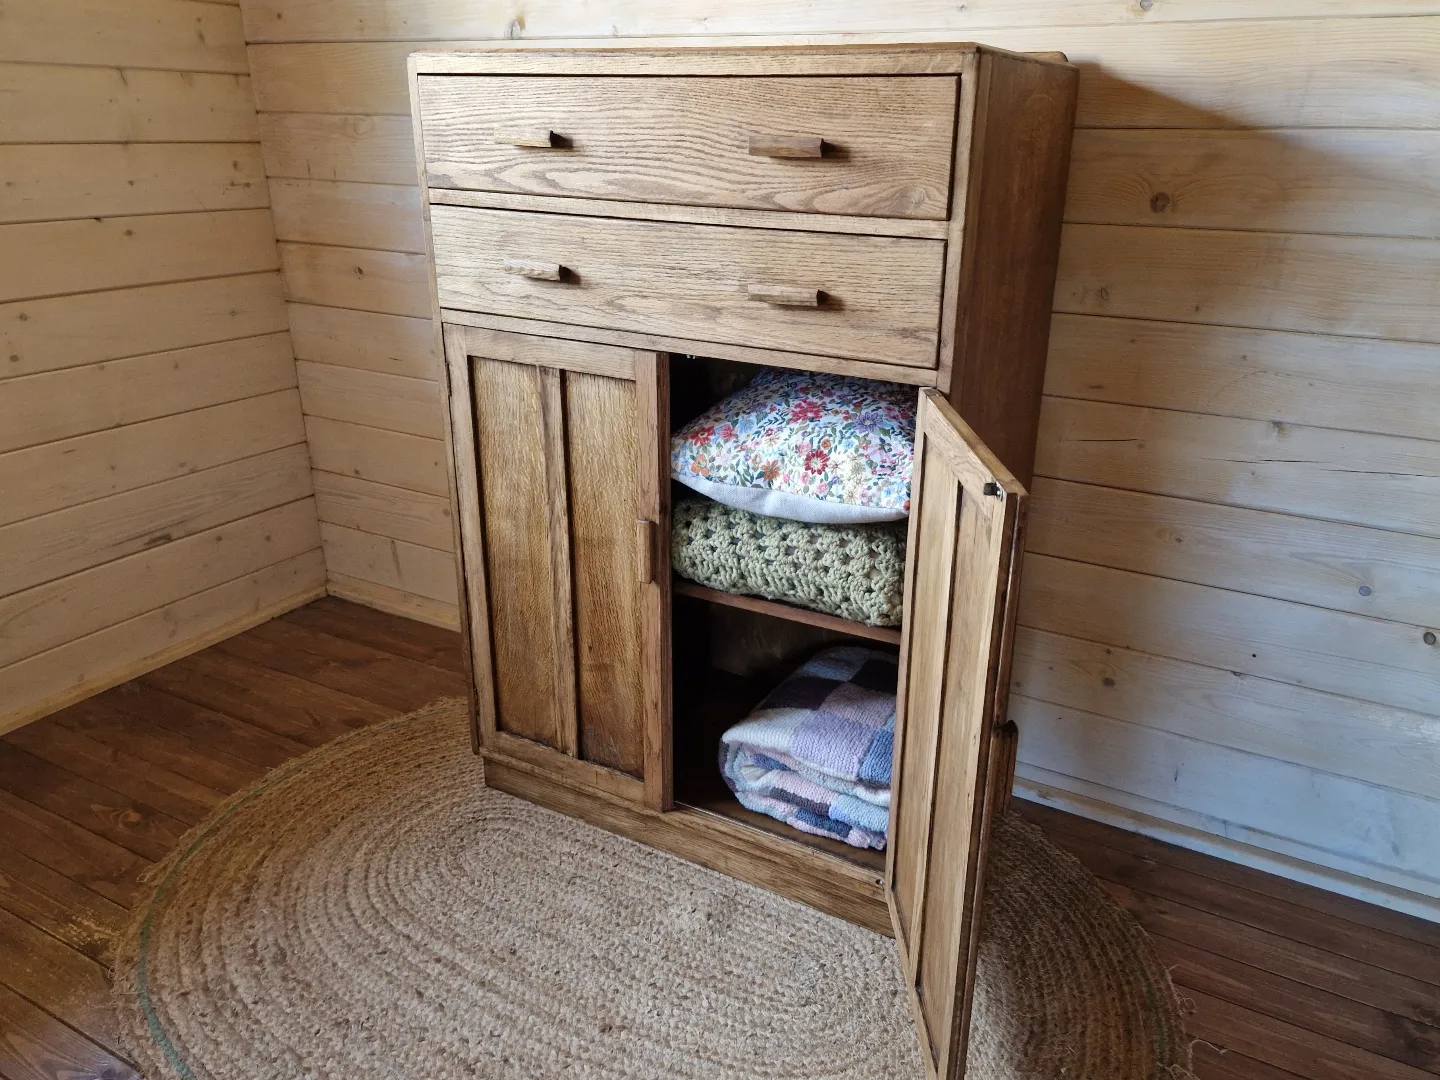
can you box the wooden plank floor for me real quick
[1,597,1436,1079]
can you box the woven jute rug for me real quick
[112,699,1191,1079]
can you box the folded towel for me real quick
[720,646,897,850]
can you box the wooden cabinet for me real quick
[416,42,1075,1079]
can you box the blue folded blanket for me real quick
[720,646,896,850]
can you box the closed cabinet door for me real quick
[442,323,670,809]
[888,389,1027,1079]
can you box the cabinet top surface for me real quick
[408,40,1071,76]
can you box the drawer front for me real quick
[430,206,945,368]
[418,75,957,221]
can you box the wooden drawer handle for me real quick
[495,126,559,148]
[636,519,657,584]
[502,258,564,282]
[747,283,821,307]
[748,135,824,159]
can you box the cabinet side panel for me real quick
[947,52,1077,486]
[471,357,562,747]
[566,370,647,777]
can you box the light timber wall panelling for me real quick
[243,21,1440,126]
[1043,313,1440,442]
[0,274,288,378]
[1012,628,1440,801]
[258,113,417,184]
[1064,129,1440,239]
[269,180,426,252]
[237,6,1440,915]
[278,242,431,318]
[295,362,444,438]
[0,211,281,303]
[287,304,439,380]
[0,145,269,224]
[0,65,260,144]
[0,333,297,454]
[0,0,322,732]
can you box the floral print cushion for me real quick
[670,370,915,524]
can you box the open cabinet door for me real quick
[887,389,1027,1079]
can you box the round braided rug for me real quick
[112,699,1191,1080]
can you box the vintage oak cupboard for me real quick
[409,42,1077,1078]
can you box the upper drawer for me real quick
[430,206,944,368]
[417,75,957,220]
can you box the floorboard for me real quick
[0,597,1432,1079]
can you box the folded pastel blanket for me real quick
[720,646,897,850]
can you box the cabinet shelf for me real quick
[671,579,902,646]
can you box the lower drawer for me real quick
[429,205,944,368]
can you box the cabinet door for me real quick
[442,323,670,809]
[887,389,1027,1079]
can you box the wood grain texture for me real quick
[1028,477,1440,626]
[0,499,319,669]
[0,333,297,454]
[943,50,1076,486]
[296,360,443,437]
[565,369,646,777]
[0,273,288,380]
[1012,627,1440,801]
[288,303,439,380]
[280,241,431,317]
[468,357,561,748]
[241,0,1440,41]
[0,389,305,529]
[1044,313,1440,443]
[327,573,461,629]
[887,391,1025,1080]
[0,64,259,143]
[0,445,312,601]
[2,551,326,733]
[1014,695,1440,894]
[0,0,248,72]
[317,523,457,605]
[304,416,449,495]
[0,144,268,225]
[312,472,454,551]
[1065,129,1440,239]
[430,206,944,366]
[0,0,310,737]
[259,112,417,183]
[0,210,280,304]
[671,582,903,646]
[250,19,1440,128]
[418,74,956,218]
[270,179,426,252]
[1056,223,1440,344]
[1019,553,1440,719]
[1036,397,1440,538]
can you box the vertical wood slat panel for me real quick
[540,366,580,759]
[470,358,562,749]
[566,371,645,777]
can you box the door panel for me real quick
[566,369,645,775]
[887,389,1028,1079]
[445,323,668,804]
[470,357,563,748]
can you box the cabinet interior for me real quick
[666,352,907,874]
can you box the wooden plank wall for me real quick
[0,0,327,732]
[233,4,1440,917]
